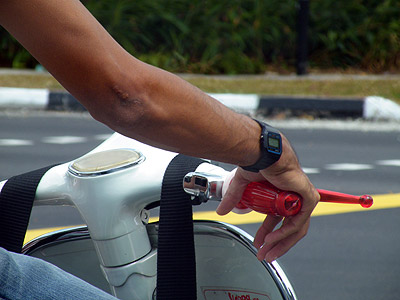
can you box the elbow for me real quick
[82,60,170,136]
[88,80,150,134]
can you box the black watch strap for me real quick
[240,120,282,172]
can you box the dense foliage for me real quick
[1,0,399,73]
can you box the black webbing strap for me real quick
[157,154,205,300]
[0,165,56,253]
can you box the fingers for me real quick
[216,168,263,215]
[255,214,311,263]
[216,173,247,215]
[254,137,319,262]
[254,215,283,249]
[214,131,319,262]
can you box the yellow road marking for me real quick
[24,193,400,244]
[24,226,75,245]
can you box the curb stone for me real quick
[1,87,400,120]
[210,93,365,118]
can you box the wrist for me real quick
[240,120,282,172]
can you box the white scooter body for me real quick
[2,133,297,300]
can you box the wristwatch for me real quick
[240,120,282,172]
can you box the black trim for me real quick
[156,154,205,300]
[0,165,57,253]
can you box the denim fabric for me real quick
[0,247,118,300]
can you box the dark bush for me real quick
[309,0,400,72]
[1,0,398,73]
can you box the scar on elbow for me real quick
[111,85,144,108]
[112,85,132,104]
[110,85,146,124]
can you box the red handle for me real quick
[318,189,373,208]
[237,181,373,217]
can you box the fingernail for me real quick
[215,208,226,216]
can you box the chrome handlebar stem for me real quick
[183,171,226,203]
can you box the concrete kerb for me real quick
[1,87,400,120]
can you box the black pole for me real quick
[296,0,309,75]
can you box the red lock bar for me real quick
[237,181,373,217]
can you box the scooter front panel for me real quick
[24,221,296,300]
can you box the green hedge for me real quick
[1,0,399,73]
[310,0,400,72]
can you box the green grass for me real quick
[0,73,63,90]
[1,71,399,104]
[182,75,400,104]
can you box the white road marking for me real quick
[376,159,400,167]
[325,163,374,171]
[2,134,400,179]
[42,136,87,144]
[302,167,320,174]
[94,134,113,141]
[0,139,33,146]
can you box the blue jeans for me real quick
[0,247,118,300]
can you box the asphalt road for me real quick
[1,111,400,300]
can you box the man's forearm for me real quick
[0,0,261,166]
[107,65,261,166]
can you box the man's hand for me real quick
[216,134,320,262]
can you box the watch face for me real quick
[266,132,282,155]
